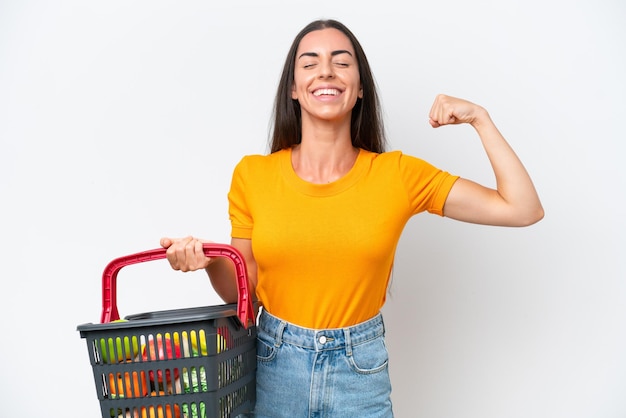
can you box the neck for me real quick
[291,140,359,184]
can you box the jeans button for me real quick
[318,335,327,344]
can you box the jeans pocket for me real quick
[348,337,389,374]
[256,336,278,362]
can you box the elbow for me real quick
[515,205,545,227]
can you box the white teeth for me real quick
[313,88,340,96]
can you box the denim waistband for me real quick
[258,309,385,352]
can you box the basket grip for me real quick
[100,243,255,328]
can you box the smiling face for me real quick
[291,28,363,125]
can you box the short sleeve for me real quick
[397,153,459,216]
[228,157,254,239]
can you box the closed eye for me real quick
[298,49,355,69]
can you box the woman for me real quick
[161,19,543,417]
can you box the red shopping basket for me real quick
[77,244,257,418]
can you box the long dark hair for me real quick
[269,19,387,154]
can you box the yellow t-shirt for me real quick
[228,148,458,329]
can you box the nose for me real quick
[318,59,335,79]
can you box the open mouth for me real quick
[313,88,341,97]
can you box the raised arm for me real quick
[429,94,544,227]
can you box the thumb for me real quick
[160,237,173,248]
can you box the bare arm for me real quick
[160,236,258,304]
[206,238,257,303]
[429,94,544,227]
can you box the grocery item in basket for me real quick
[217,334,227,354]
[108,371,148,399]
[182,402,205,418]
[176,330,207,357]
[140,403,181,418]
[182,366,208,393]
[142,334,181,385]
[180,366,208,418]
[100,321,140,363]
[175,329,228,357]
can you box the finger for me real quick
[431,94,454,126]
[165,244,181,270]
[438,104,457,126]
[175,236,195,272]
[194,239,213,268]
[160,237,172,248]
[184,237,197,260]
[182,237,210,271]
[428,95,441,124]
[194,238,207,255]
[445,113,458,125]
[437,95,453,125]
[165,236,187,270]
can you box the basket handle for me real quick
[100,243,255,328]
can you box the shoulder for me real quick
[368,150,432,169]
[235,150,285,171]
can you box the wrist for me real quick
[470,106,491,129]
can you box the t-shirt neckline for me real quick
[280,147,369,196]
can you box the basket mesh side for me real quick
[79,312,256,418]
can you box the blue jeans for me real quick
[249,309,393,418]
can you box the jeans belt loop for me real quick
[275,320,286,347]
[343,326,353,357]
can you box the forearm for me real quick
[205,257,240,304]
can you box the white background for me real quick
[1,1,624,417]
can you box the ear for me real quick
[358,85,363,99]
[291,83,298,100]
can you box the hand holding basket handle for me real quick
[100,243,255,328]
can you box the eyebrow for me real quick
[297,50,354,60]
